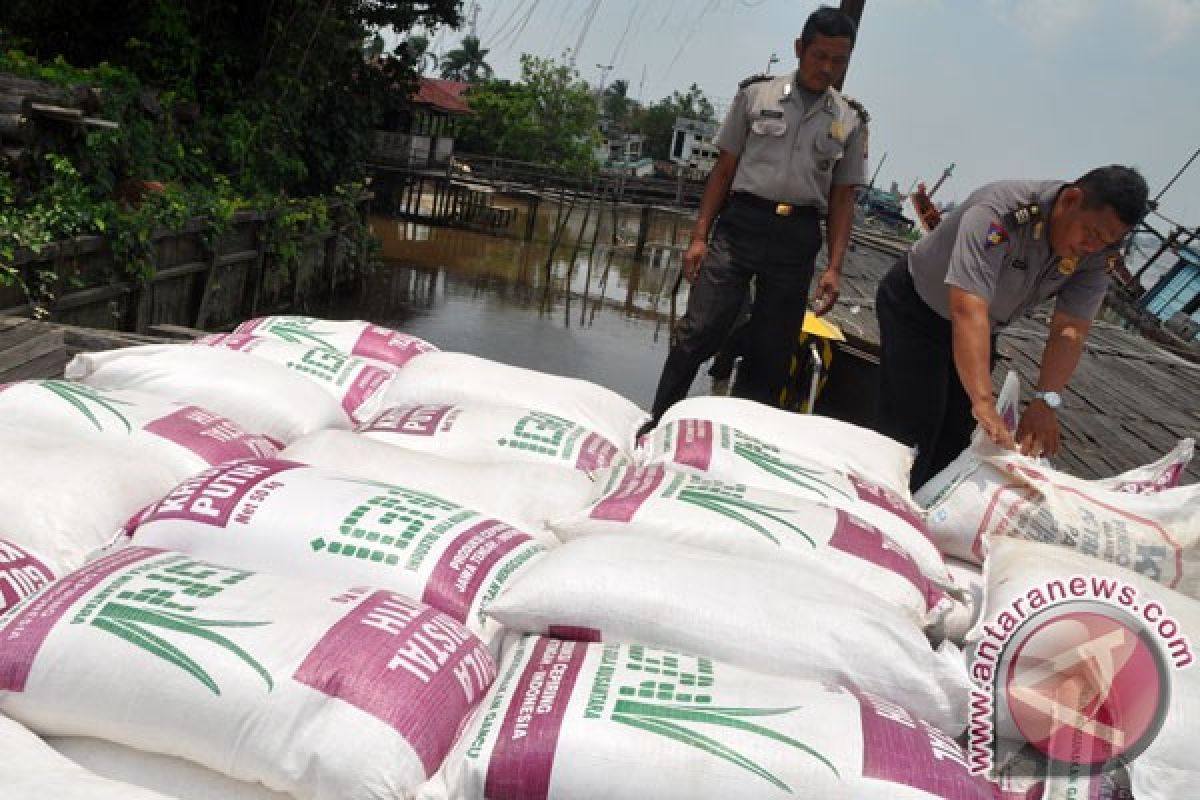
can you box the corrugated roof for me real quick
[412,78,474,115]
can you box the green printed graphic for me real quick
[261,320,338,351]
[609,647,837,790]
[497,410,578,457]
[312,485,460,567]
[676,477,815,547]
[40,379,135,432]
[730,430,852,503]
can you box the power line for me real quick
[486,0,529,46]
[609,0,641,66]
[570,0,602,67]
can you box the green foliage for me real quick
[636,84,717,161]
[439,35,493,83]
[459,54,599,174]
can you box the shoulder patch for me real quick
[1003,201,1042,228]
[985,222,1008,249]
[738,73,771,90]
[842,94,870,125]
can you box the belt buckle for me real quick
[775,202,793,217]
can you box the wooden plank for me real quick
[0,349,69,382]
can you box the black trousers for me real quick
[875,257,994,491]
[649,195,823,420]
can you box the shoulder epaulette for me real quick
[1003,200,1043,228]
[738,73,771,90]
[842,94,870,125]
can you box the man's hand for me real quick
[1016,400,1060,458]
[811,268,841,316]
[972,399,1016,450]
[682,238,708,283]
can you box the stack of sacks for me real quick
[194,334,396,425]
[640,396,951,589]
[550,464,943,625]
[972,538,1199,800]
[357,400,633,472]
[234,315,437,368]
[117,459,548,646]
[420,634,1000,800]
[1,714,177,800]
[381,352,651,453]
[0,548,497,800]
[65,344,349,444]
[282,430,594,545]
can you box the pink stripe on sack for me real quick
[828,512,941,610]
[361,404,455,436]
[848,474,934,542]
[422,520,537,623]
[547,625,602,642]
[588,466,666,522]
[138,459,302,529]
[341,365,394,421]
[485,637,588,800]
[233,317,267,335]
[143,406,278,465]
[0,547,164,692]
[672,419,714,471]
[195,332,258,350]
[0,538,57,614]
[294,590,496,775]
[856,689,996,800]
[575,432,621,470]
[353,325,437,367]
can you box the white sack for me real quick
[550,464,943,622]
[0,537,57,616]
[423,634,997,800]
[65,344,348,444]
[358,400,632,471]
[0,547,496,800]
[381,352,649,452]
[485,534,969,733]
[939,558,985,646]
[121,459,547,643]
[282,429,594,544]
[236,315,437,368]
[0,379,279,476]
[195,334,395,424]
[641,417,950,586]
[0,714,176,800]
[0,426,180,572]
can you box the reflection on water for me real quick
[314,205,699,408]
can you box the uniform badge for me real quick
[1058,257,1078,276]
[830,119,847,142]
[985,222,1008,249]
[1106,251,1123,273]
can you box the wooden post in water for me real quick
[634,204,652,261]
[524,194,541,242]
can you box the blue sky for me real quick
[416,0,1200,231]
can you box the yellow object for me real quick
[775,203,794,216]
[801,311,845,342]
[780,312,846,413]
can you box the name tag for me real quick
[759,109,784,119]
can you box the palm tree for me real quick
[603,78,632,128]
[405,33,438,76]
[439,35,493,83]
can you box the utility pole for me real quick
[595,63,614,94]
[765,53,780,74]
[468,3,480,38]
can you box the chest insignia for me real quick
[985,222,1008,249]
[1058,257,1078,276]
[760,109,784,119]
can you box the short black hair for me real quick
[1073,165,1149,226]
[801,5,858,48]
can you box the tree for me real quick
[602,78,634,130]
[458,54,598,174]
[439,34,493,83]
[404,33,438,76]
[635,83,717,161]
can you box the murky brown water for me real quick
[316,199,701,408]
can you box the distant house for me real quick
[375,77,473,169]
[594,124,651,176]
[670,117,720,174]
[1140,246,1200,341]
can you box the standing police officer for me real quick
[642,5,867,431]
[874,166,1149,490]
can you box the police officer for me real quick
[642,5,867,431]
[874,165,1149,490]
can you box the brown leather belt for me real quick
[730,191,819,218]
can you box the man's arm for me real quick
[948,286,1015,449]
[812,183,856,315]
[682,150,739,282]
[1016,309,1091,457]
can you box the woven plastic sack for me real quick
[381,352,649,453]
[485,534,969,733]
[0,537,57,616]
[121,459,547,643]
[0,547,496,800]
[550,464,942,623]
[235,315,436,368]
[358,401,632,471]
[938,558,984,646]
[65,344,348,444]
[420,634,996,800]
[0,379,278,477]
[641,417,950,586]
[195,334,395,424]
[1,714,175,800]
[282,429,594,544]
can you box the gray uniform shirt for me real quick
[715,70,867,212]
[908,180,1115,328]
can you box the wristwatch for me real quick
[1033,390,1062,409]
